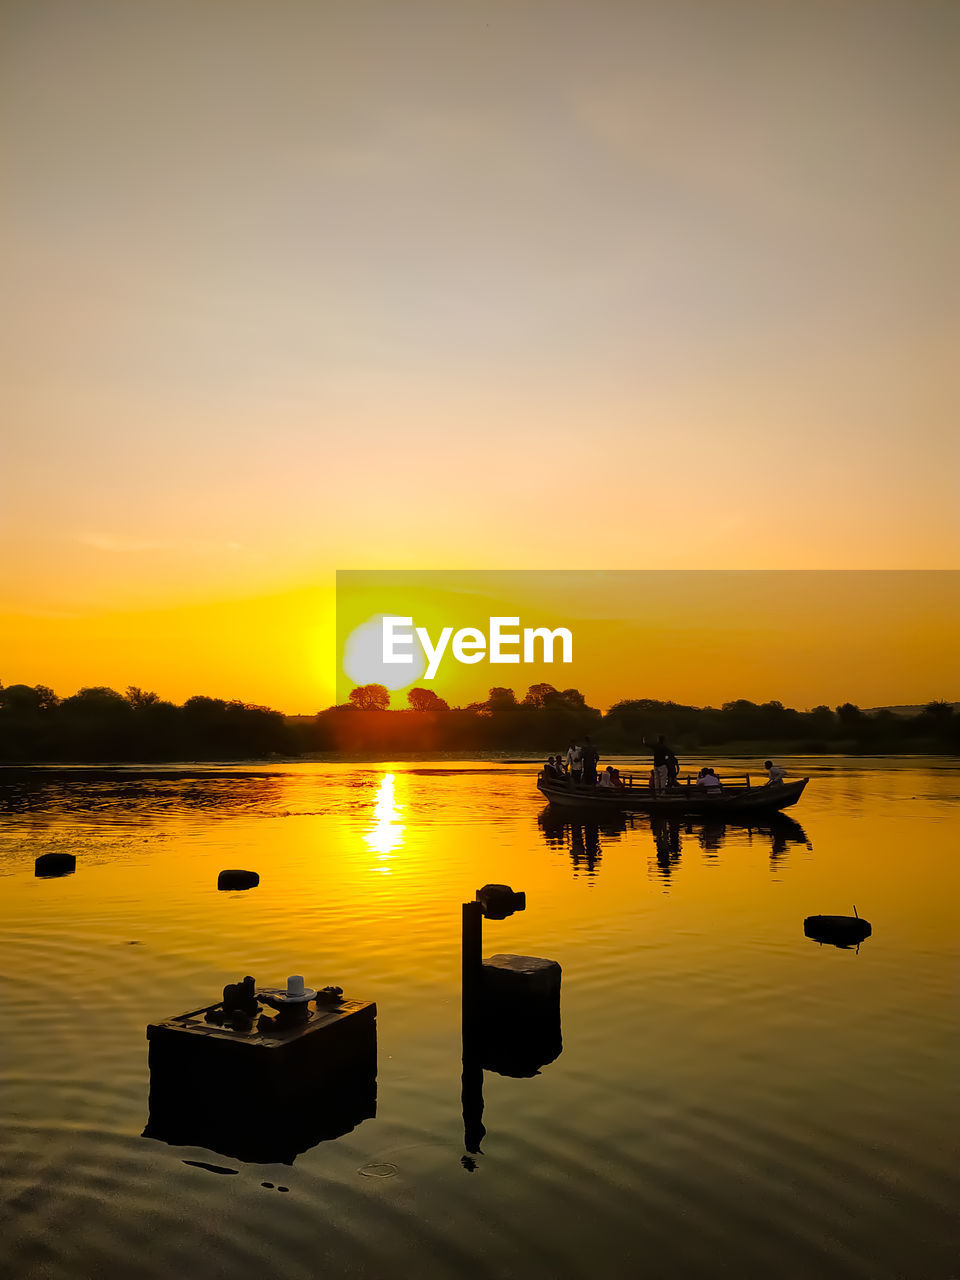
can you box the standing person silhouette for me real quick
[581,735,599,786]
[641,735,673,794]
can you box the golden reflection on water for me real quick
[0,759,958,1280]
[364,772,404,868]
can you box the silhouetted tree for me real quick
[126,686,160,709]
[0,684,47,714]
[921,699,954,724]
[835,702,864,729]
[559,688,586,707]
[407,688,449,712]
[61,686,130,714]
[487,687,518,709]
[349,683,389,711]
[183,695,228,714]
[522,683,559,709]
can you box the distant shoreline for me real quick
[2,684,957,762]
[1,747,958,771]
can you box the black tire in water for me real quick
[217,869,260,890]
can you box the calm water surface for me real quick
[1,757,957,1279]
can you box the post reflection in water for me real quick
[460,1001,564,1168]
[538,806,812,879]
[461,1000,563,1161]
[364,772,404,867]
[460,893,563,1168]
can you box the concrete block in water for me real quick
[478,955,562,1077]
[481,953,561,1005]
[35,852,76,877]
[144,992,376,1163]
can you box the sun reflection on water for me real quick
[364,772,404,868]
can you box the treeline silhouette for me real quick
[0,684,288,762]
[1,679,958,762]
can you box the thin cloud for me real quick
[76,533,244,554]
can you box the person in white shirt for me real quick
[763,759,786,785]
[566,740,583,783]
[598,766,619,789]
[696,767,721,790]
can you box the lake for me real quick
[0,757,956,1279]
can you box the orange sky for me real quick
[2,3,958,712]
[1,572,956,715]
[335,571,960,712]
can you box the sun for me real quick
[342,614,427,691]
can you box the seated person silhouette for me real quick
[763,759,786,785]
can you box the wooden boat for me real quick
[537,769,808,815]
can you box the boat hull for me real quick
[537,777,808,815]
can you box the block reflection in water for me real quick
[462,953,563,1155]
[143,992,376,1165]
[480,954,562,1077]
[479,1001,563,1078]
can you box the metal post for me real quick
[462,900,483,1003]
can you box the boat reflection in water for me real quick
[538,806,811,879]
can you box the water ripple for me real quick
[1,759,957,1279]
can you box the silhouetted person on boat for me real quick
[641,735,673,793]
[543,755,562,780]
[581,736,599,786]
[598,765,623,790]
[696,767,721,792]
[666,747,680,787]
[763,759,786,785]
[566,740,583,784]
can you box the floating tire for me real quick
[35,852,76,878]
[804,914,871,947]
[217,869,260,891]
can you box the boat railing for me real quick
[539,769,766,790]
